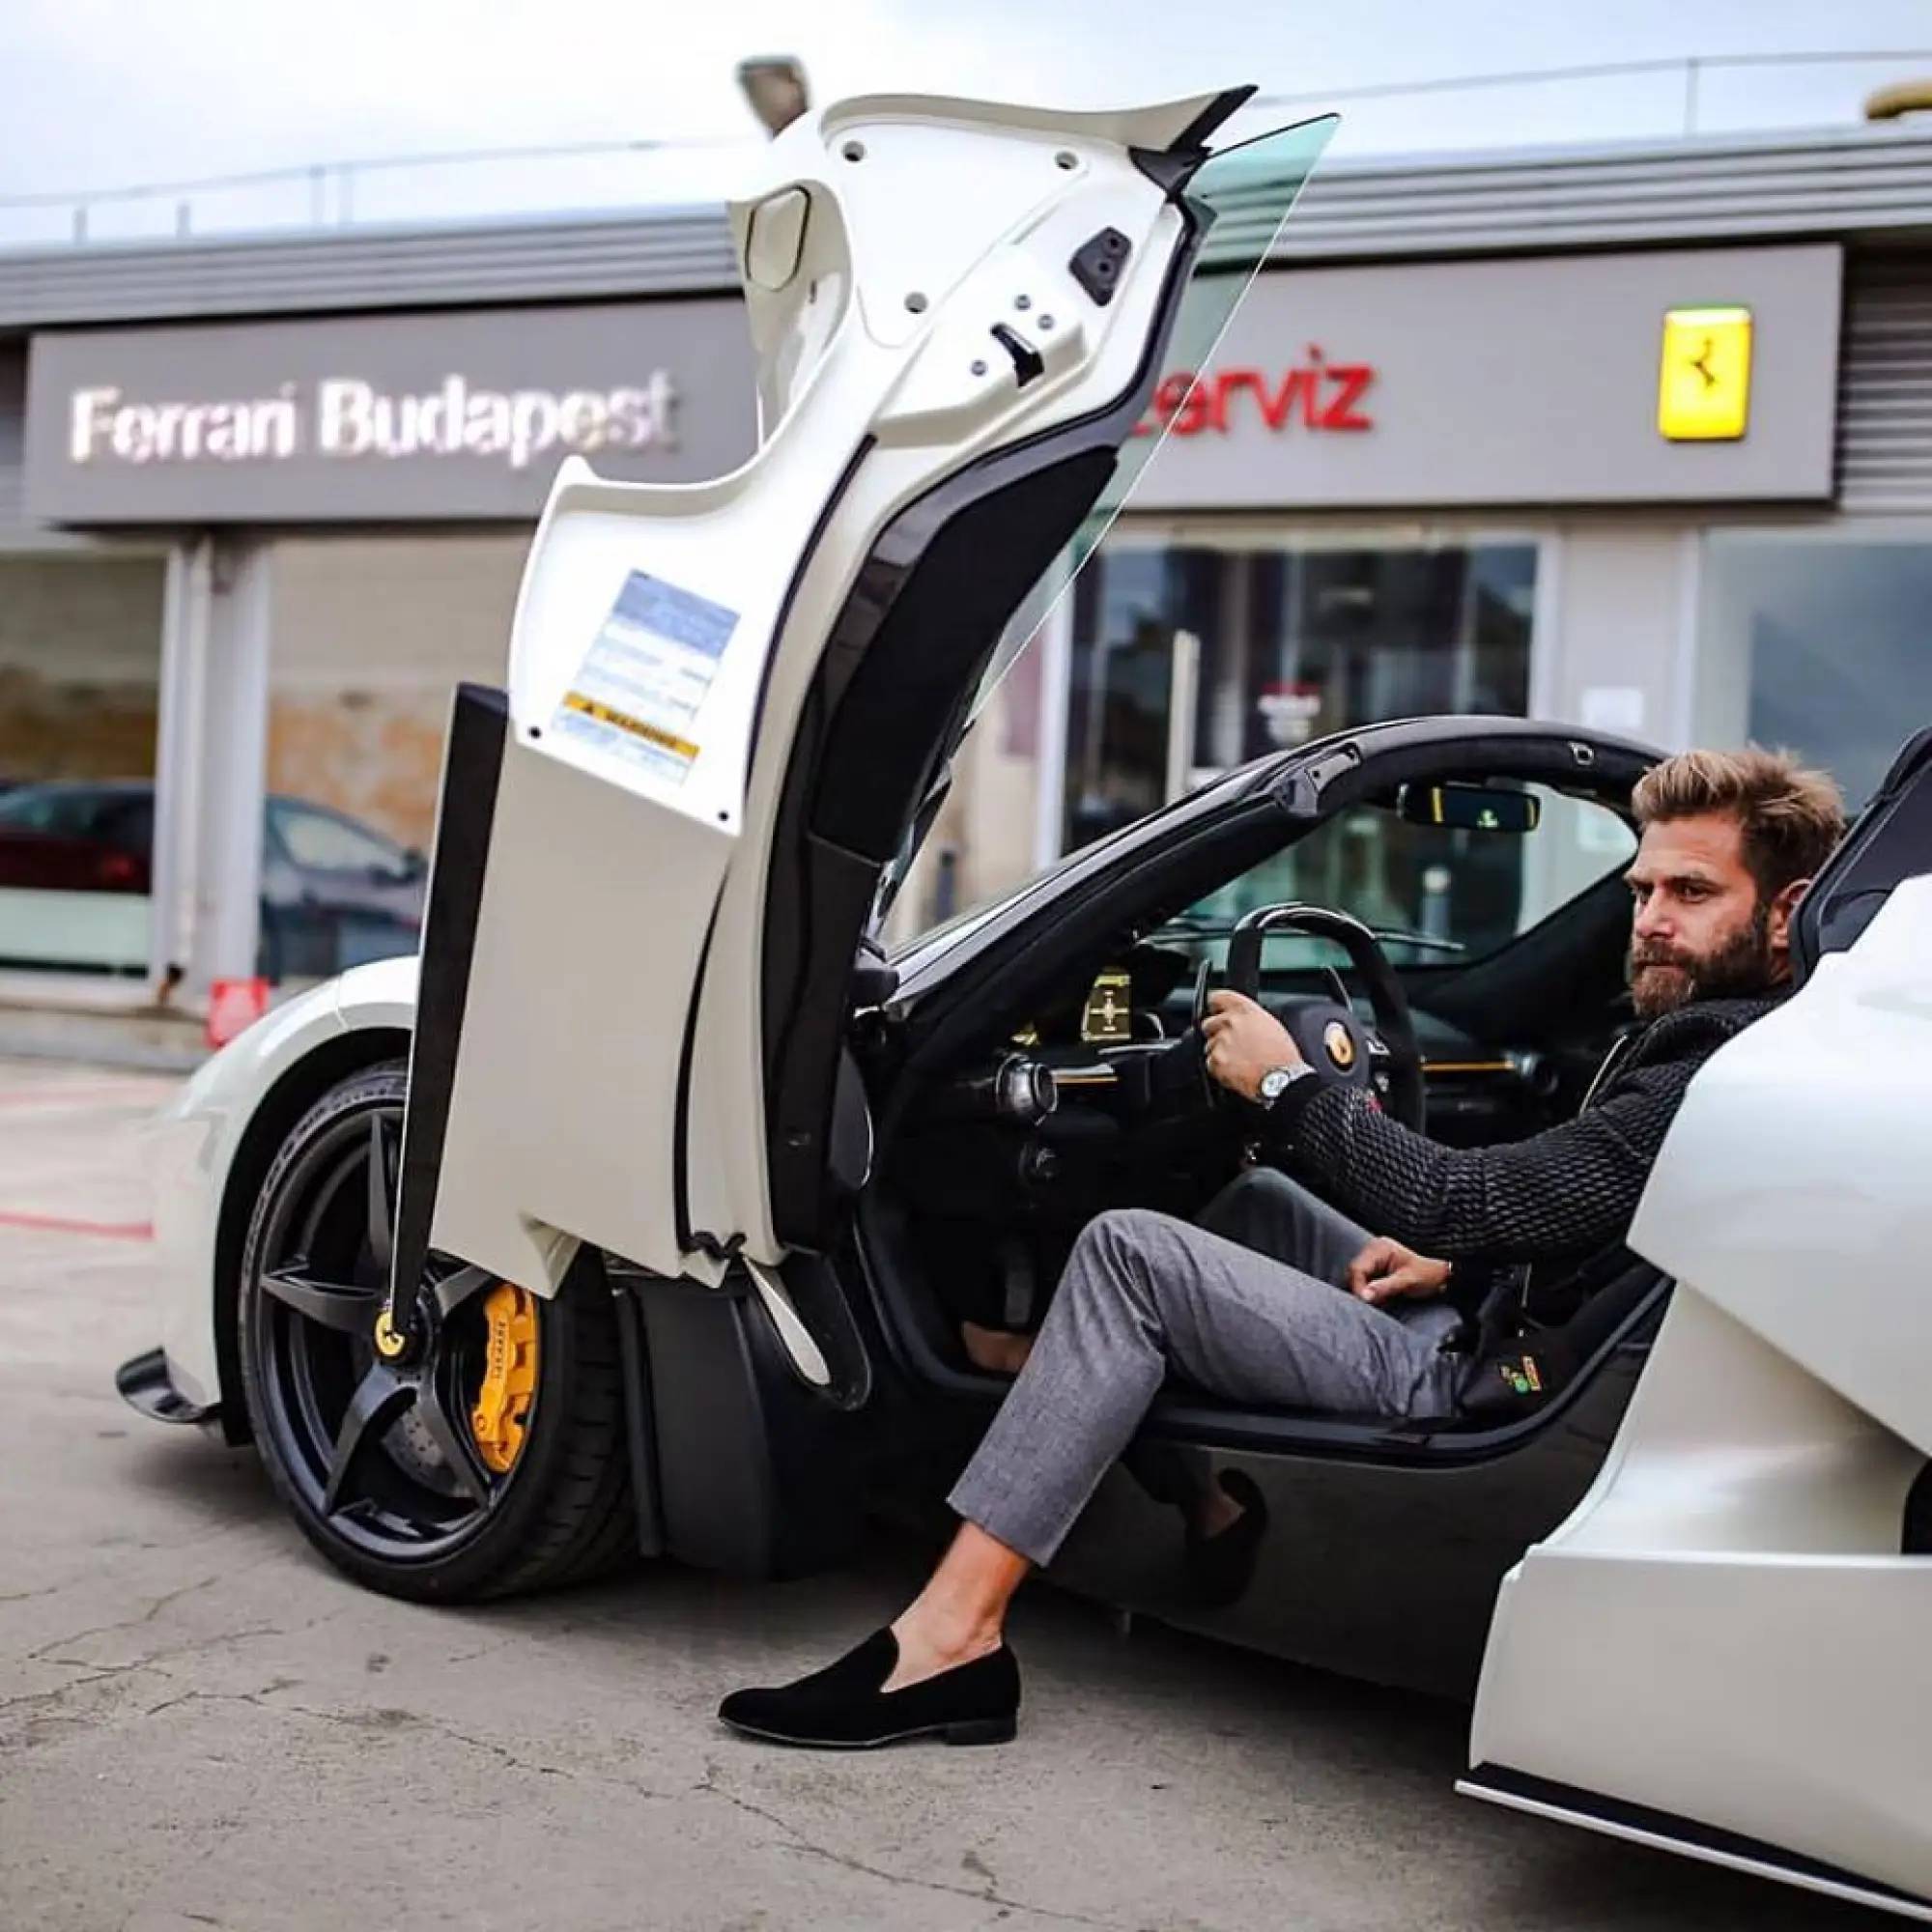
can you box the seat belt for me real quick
[1575,1026,1639,1113]
[1509,1024,1642,1331]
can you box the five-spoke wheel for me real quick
[238,1061,636,1601]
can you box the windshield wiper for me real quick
[1362,926,1466,957]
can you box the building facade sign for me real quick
[16,243,1844,526]
[1135,355,1377,439]
[1124,243,1843,510]
[24,300,759,525]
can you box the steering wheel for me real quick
[1191,902,1427,1131]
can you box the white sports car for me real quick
[117,85,1931,1919]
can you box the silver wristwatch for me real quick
[1257,1063,1315,1108]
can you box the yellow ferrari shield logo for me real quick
[1658,305,1752,442]
[1322,1020,1355,1070]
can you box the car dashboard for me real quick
[1013,951,1563,1131]
[883,945,1582,1242]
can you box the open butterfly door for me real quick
[384,89,1335,1382]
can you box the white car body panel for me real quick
[145,981,331,1406]
[1466,875,1932,1913]
[145,955,420,1408]
[424,91,1232,1294]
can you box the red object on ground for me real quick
[206,978,270,1048]
[0,1209,153,1242]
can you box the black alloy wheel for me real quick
[237,1061,637,1602]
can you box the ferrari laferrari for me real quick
[116,85,1931,1918]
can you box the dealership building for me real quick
[2,118,1930,997]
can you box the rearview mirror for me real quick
[1396,781,1541,835]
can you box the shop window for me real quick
[0,555,166,977]
[1694,531,1932,810]
[1063,538,1538,852]
[259,536,522,986]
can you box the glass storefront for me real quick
[1063,534,1539,851]
[0,554,166,976]
[1694,527,1932,810]
[256,535,526,989]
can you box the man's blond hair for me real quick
[1632,746,1847,899]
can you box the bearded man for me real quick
[721,747,1848,1751]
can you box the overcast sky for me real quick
[3,0,1930,245]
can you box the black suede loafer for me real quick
[719,1629,1020,1749]
[1185,1469,1269,1608]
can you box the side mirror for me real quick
[1397,781,1541,835]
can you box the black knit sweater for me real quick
[1264,992,1786,1284]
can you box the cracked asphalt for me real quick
[0,1057,1894,1932]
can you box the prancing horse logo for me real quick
[1322,1020,1356,1070]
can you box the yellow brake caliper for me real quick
[470,1283,539,1475]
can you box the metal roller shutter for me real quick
[1838,251,1932,515]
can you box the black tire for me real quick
[237,1060,638,1603]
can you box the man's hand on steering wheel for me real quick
[1201,988,1305,1102]
[1191,901,1427,1131]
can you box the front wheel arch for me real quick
[211,1027,412,1444]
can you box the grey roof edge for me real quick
[4,120,1930,331]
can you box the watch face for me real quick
[1260,1068,1292,1100]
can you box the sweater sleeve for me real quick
[1264,1055,1699,1264]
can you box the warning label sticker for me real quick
[551,570,740,787]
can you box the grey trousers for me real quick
[947,1167,1465,1567]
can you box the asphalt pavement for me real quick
[0,1058,1895,1932]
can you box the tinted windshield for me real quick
[893,761,1639,998]
[1157,784,1635,971]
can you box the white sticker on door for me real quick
[552,570,740,786]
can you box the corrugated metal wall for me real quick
[0,215,740,328]
[1233,127,1932,266]
[2,126,1928,329]
[1838,250,1932,516]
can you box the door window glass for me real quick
[269,800,414,879]
[878,115,1339,923]
[1694,531,1932,810]
[961,115,1339,734]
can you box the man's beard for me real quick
[1629,904,1778,1018]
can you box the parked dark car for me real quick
[0,779,426,980]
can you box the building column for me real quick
[150,534,270,998]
